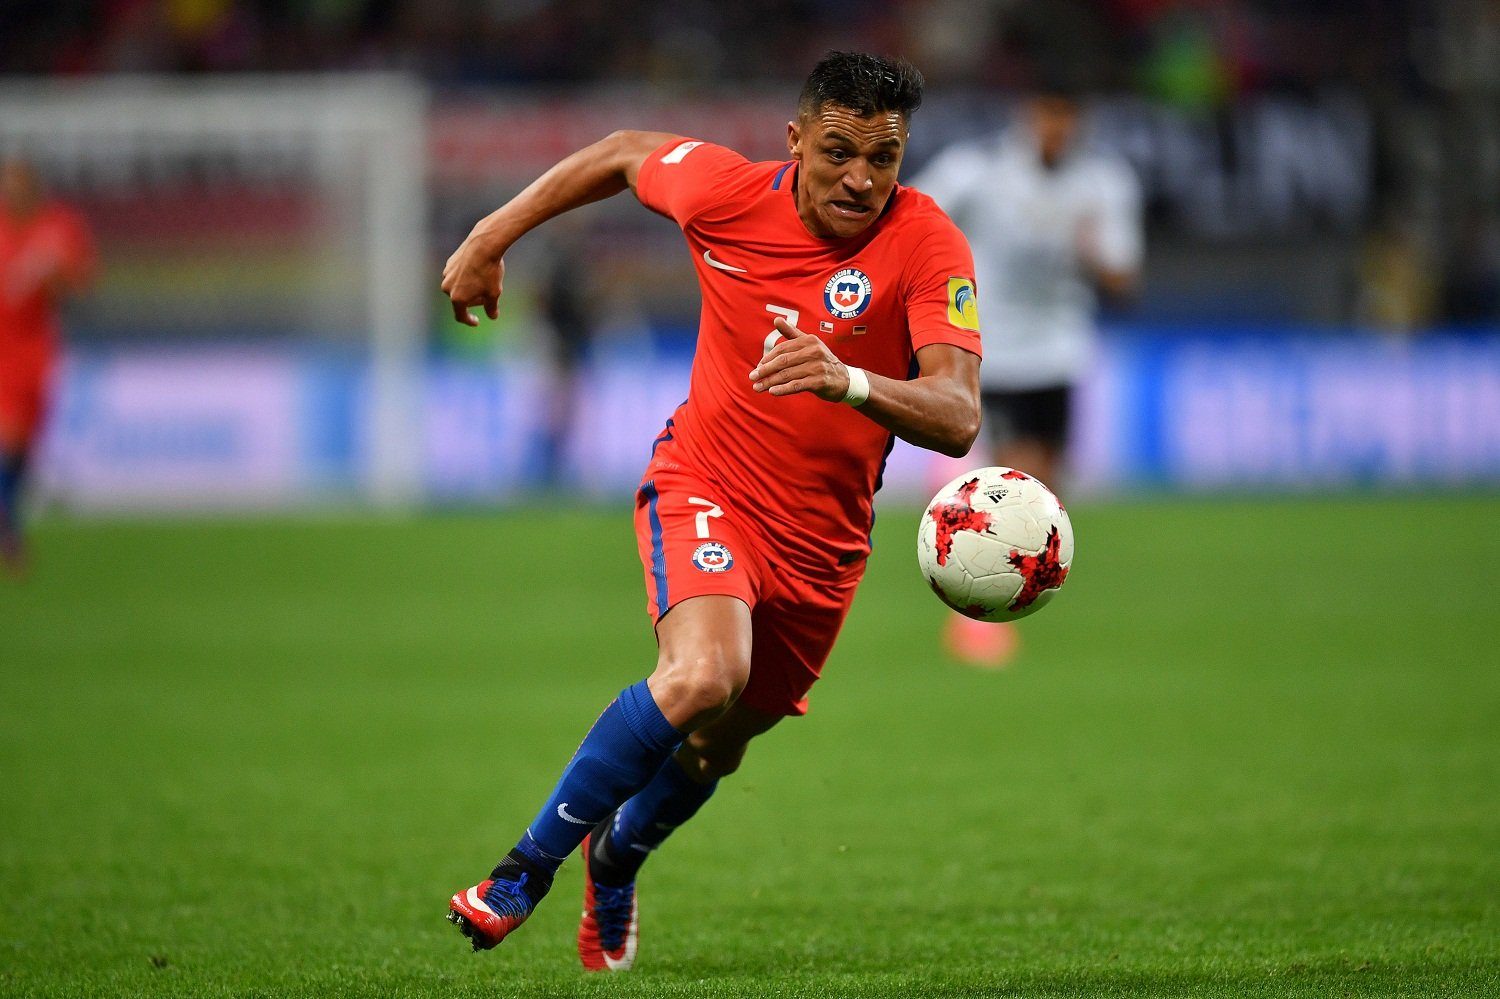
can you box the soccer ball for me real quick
[916,467,1074,622]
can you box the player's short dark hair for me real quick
[798,51,924,122]
[1032,67,1085,106]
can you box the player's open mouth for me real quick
[831,201,871,218]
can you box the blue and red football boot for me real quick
[577,827,639,971]
[448,854,551,952]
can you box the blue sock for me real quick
[0,456,20,537]
[597,757,718,883]
[515,680,683,873]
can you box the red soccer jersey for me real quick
[0,200,95,358]
[636,138,982,579]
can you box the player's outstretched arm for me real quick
[750,319,981,457]
[441,129,683,326]
[1077,217,1139,302]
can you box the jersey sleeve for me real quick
[636,139,751,227]
[902,214,983,359]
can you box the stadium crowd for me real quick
[3,0,1495,328]
[0,0,1451,95]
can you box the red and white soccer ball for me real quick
[917,466,1075,623]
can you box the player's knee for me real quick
[649,649,749,731]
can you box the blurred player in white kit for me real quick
[912,81,1144,664]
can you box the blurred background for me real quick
[3,10,1498,995]
[2,0,1498,511]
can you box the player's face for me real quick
[788,105,907,240]
[1029,96,1081,166]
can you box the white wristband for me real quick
[841,365,871,407]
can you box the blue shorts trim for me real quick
[642,479,669,610]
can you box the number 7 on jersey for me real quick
[687,497,724,538]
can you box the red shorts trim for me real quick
[634,466,862,716]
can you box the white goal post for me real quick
[0,74,427,508]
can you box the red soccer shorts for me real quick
[633,464,863,717]
[0,346,53,451]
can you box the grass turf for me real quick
[1,495,1497,998]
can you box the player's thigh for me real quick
[649,594,755,730]
[738,569,861,718]
[634,472,771,726]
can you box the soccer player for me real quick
[441,51,982,971]
[0,157,96,575]
[911,82,1143,664]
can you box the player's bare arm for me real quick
[750,318,980,457]
[441,129,683,326]
[1077,217,1138,301]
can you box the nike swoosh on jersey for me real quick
[557,803,593,825]
[702,249,747,273]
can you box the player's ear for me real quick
[787,119,803,160]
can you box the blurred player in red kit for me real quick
[0,157,96,575]
[441,52,982,971]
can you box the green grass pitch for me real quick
[2,495,1497,998]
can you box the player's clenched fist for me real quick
[442,235,504,327]
[750,318,853,402]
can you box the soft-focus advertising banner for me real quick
[1077,332,1500,490]
[36,333,1500,511]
